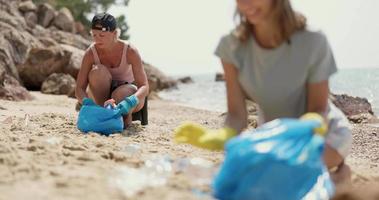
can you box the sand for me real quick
[0,92,378,200]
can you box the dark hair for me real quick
[91,13,117,32]
[234,0,306,43]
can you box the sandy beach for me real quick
[0,92,378,200]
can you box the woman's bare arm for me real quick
[307,80,329,115]
[75,50,94,104]
[222,60,248,133]
[127,44,149,101]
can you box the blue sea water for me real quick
[159,68,379,115]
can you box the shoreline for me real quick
[0,92,378,199]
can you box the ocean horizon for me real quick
[159,68,379,115]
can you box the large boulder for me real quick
[17,46,71,90]
[0,3,37,100]
[0,20,42,81]
[41,73,76,96]
[331,94,374,116]
[37,3,55,28]
[0,34,19,80]
[75,21,90,39]
[18,1,37,13]
[53,7,75,33]
[2,25,42,66]
[0,0,28,30]
[32,26,91,50]
[60,44,84,79]
[0,73,33,101]
[24,11,38,28]
[330,93,377,123]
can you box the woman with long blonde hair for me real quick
[215,0,352,183]
[175,0,352,184]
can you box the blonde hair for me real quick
[234,0,306,43]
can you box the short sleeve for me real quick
[214,34,239,67]
[307,32,337,83]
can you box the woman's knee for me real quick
[88,65,112,85]
[111,84,138,103]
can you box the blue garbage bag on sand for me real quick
[77,98,123,135]
[213,117,335,200]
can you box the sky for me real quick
[109,0,379,76]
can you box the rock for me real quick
[18,1,37,13]
[215,72,225,82]
[60,44,85,79]
[31,25,90,50]
[0,21,42,82]
[49,29,90,50]
[53,7,75,33]
[348,113,372,124]
[24,11,37,28]
[143,62,177,92]
[74,21,89,39]
[38,37,58,47]
[330,93,377,124]
[331,93,374,116]
[0,0,28,30]
[41,73,76,96]
[0,34,19,80]
[37,3,55,28]
[0,74,33,101]
[178,76,193,84]
[17,46,72,90]
[1,20,42,66]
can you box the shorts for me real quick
[110,80,138,97]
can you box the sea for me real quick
[159,68,379,115]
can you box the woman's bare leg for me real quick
[88,65,112,105]
[111,84,138,128]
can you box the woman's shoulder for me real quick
[292,26,328,45]
[220,30,240,44]
[217,29,242,52]
[123,42,140,58]
[83,45,95,60]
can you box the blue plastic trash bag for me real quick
[213,117,334,200]
[77,98,123,135]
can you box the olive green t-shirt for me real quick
[215,29,337,122]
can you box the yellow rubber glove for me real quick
[174,122,237,151]
[300,112,328,137]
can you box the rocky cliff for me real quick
[0,0,176,101]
